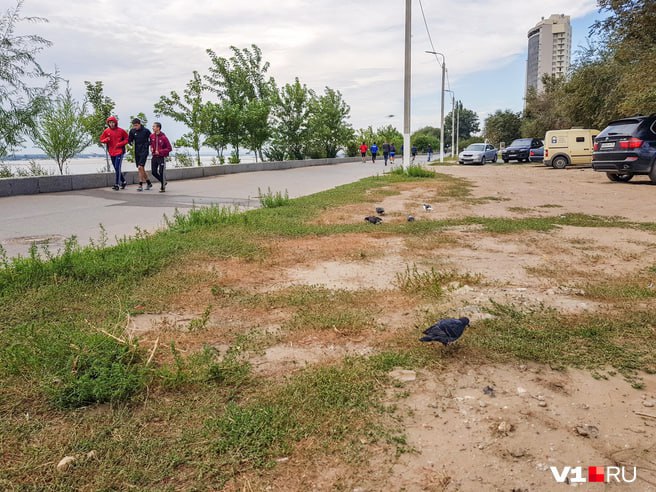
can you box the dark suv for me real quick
[502,138,543,163]
[592,114,656,182]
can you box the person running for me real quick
[100,116,129,190]
[370,142,379,164]
[128,118,152,191]
[427,144,433,162]
[389,143,396,165]
[359,142,368,163]
[382,141,390,166]
[149,122,172,192]
[411,145,418,163]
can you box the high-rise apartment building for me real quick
[526,14,572,95]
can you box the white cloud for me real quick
[17,0,598,148]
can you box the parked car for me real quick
[501,138,543,163]
[592,114,656,183]
[529,145,544,163]
[544,128,599,169]
[458,143,498,165]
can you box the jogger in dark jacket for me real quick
[128,118,152,191]
[149,122,172,192]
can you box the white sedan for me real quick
[458,143,498,165]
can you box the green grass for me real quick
[258,187,291,208]
[390,164,436,178]
[395,264,482,299]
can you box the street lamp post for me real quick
[403,0,412,170]
[445,89,455,159]
[425,50,445,163]
[456,100,461,155]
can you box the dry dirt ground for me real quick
[133,164,656,491]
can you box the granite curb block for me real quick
[0,157,360,197]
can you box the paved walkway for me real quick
[0,160,394,258]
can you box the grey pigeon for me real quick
[420,317,470,345]
[375,207,385,215]
[364,216,383,225]
[422,203,433,212]
[407,215,415,222]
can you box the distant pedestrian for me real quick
[427,144,433,162]
[411,145,418,163]
[128,118,152,191]
[359,142,368,163]
[390,143,396,164]
[370,142,379,164]
[100,116,129,190]
[149,122,172,192]
[382,141,390,166]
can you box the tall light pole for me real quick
[425,51,445,163]
[403,0,411,170]
[445,89,455,158]
[455,100,461,155]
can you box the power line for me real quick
[418,0,443,68]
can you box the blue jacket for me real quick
[370,144,379,154]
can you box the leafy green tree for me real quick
[0,0,57,157]
[30,86,91,174]
[200,101,229,158]
[154,71,203,165]
[307,87,354,158]
[269,78,312,160]
[411,126,440,152]
[81,81,115,171]
[521,75,570,138]
[376,124,403,150]
[205,45,275,161]
[445,104,479,141]
[484,109,522,147]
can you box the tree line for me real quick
[484,0,655,147]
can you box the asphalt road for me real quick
[0,160,391,258]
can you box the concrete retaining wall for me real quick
[0,157,361,197]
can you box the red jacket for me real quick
[99,116,129,157]
[359,144,368,153]
[150,132,172,157]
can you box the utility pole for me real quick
[445,89,455,158]
[425,51,445,163]
[403,0,411,170]
[456,100,461,155]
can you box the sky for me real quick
[15,0,603,154]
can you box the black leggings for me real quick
[151,156,166,186]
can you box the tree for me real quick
[0,0,57,157]
[521,75,570,138]
[484,110,522,148]
[82,81,115,170]
[445,104,479,141]
[269,78,312,160]
[411,126,440,152]
[200,102,229,159]
[154,71,203,165]
[205,45,276,162]
[307,87,353,158]
[30,86,91,174]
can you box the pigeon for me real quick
[375,207,385,215]
[407,215,415,222]
[422,203,433,212]
[364,216,383,225]
[420,317,470,346]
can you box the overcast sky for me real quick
[17,0,600,153]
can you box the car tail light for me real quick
[593,142,599,151]
[619,137,643,150]
[545,149,548,157]
[530,150,535,156]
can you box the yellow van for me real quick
[544,128,600,169]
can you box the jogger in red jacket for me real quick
[99,116,129,190]
[149,122,172,192]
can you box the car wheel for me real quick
[479,157,485,165]
[503,159,509,163]
[649,162,656,184]
[607,172,634,182]
[458,160,464,165]
[552,156,569,169]
[492,154,498,163]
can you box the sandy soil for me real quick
[131,164,656,490]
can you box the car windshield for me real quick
[510,139,532,147]
[598,120,642,138]
[465,144,485,151]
